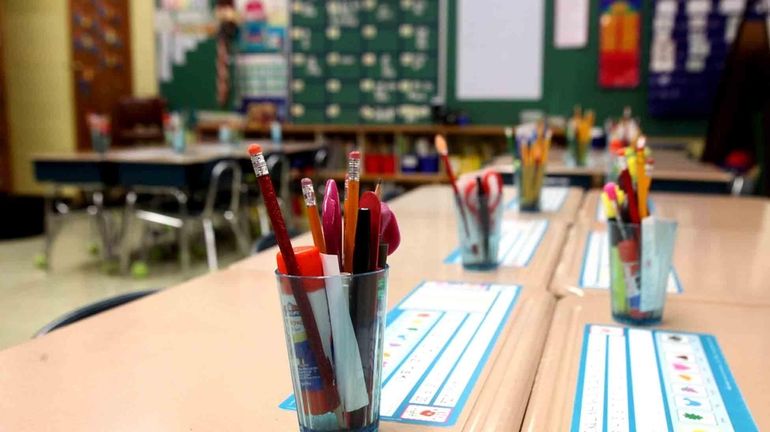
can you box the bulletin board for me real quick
[289,0,441,124]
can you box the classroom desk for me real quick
[233,187,571,287]
[492,148,732,192]
[551,222,770,304]
[383,184,584,223]
[578,189,770,231]
[0,258,556,431]
[33,141,324,188]
[521,294,770,431]
[32,142,323,267]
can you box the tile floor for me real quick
[0,214,243,351]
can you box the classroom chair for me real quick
[34,289,158,337]
[110,97,166,146]
[123,160,251,273]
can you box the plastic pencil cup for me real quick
[607,219,677,325]
[275,267,389,432]
[453,195,504,270]
[90,131,110,154]
[514,160,545,212]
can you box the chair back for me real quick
[34,290,158,337]
[204,160,243,217]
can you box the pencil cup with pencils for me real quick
[566,108,594,167]
[86,113,110,154]
[511,123,551,212]
[514,159,545,212]
[607,219,677,325]
[454,171,504,270]
[276,263,389,432]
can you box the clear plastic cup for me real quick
[607,220,677,325]
[514,160,545,212]
[453,195,504,270]
[276,267,388,432]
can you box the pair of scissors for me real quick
[461,171,503,262]
[462,171,504,218]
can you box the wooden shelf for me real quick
[197,122,509,137]
[319,170,449,184]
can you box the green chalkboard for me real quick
[160,0,708,136]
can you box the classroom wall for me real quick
[130,1,158,97]
[3,0,76,195]
[446,0,708,137]
[2,0,157,194]
[161,0,709,137]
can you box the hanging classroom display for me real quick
[598,0,642,88]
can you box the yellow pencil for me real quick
[301,178,326,253]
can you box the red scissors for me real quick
[462,171,504,217]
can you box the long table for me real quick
[233,186,572,287]
[579,189,770,231]
[550,223,770,304]
[0,185,563,431]
[521,295,770,431]
[33,141,324,188]
[383,184,584,223]
[3,184,769,430]
[492,147,732,192]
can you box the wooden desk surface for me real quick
[383,184,584,223]
[32,141,323,165]
[492,148,731,184]
[551,222,770,304]
[579,189,770,231]
[0,266,555,431]
[521,295,770,431]
[234,190,570,288]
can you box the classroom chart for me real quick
[444,219,549,267]
[506,187,569,213]
[281,281,522,426]
[579,230,681,293]
[571,324,758,432]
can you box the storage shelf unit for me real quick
[198,123,509,185]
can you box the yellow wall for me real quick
[2,0,157,194]
[3,0,76,195]
[130,1,157,97]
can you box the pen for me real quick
[302,178,326,254]
[359,192,381,270]
[476,176,490,262]
[349,208,374,428]
[343,151,361,273]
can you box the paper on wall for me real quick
[554,0,589,48]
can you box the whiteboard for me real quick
[456,0,544,100]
